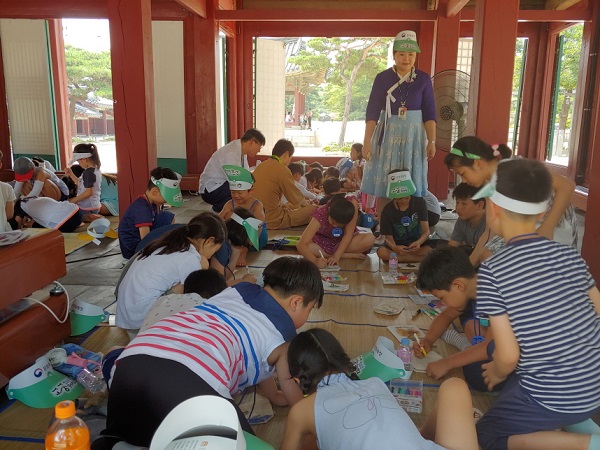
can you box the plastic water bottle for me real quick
[397,337,413,372]
[389,252,399,274]
[76,367,106,394]
[45,400,90,450]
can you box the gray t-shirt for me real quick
[451,216,486,247]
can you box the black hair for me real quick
[287,328,354,395]
[308,162,324,171]
[452,182,485,207]
[73,143,101,169]
[417,247,476,291]
[305,168,323,188]
[226,207,255,248]
[139,211,226,259]
[240,128,266,146]
[288,162,305,176]
[444,136,512,169]
[324,166,340,179]
[183,268,228,298]
[322,178,341,196]
[351,143,363,158]
[31,157,44,166]
[262,256,324,308]
[148,167,178,190]
[272,139,295,157]
[495,159,552,216]
[328,196,355,225]
[103,173,118,186]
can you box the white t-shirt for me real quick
[115,246,203,330]
[199,140,249,193]
[0,181,16,232]
[20,197,79,229]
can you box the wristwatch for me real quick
[428,140,435,144]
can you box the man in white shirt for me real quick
[199,128,265,212]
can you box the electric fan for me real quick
[430,69,470,151]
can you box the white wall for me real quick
[0,19,56,156]
[255,38,285,153]
[152,21,186,160]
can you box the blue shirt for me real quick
[119,196,160,259]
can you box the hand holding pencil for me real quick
[413,332,428,357]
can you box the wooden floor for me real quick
[2,192,578,449]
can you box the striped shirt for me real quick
[117,283,296,399]
[477,236,600,414]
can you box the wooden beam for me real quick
[545,0,582,10]
[446,0,469,17]
[173,0,206,17]
[518,9,591,22]
[0,0,107,19]
[230,21,420,37]
[0,0,195,20]
[215,9,438,22]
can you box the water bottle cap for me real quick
[55,400,76,419]
[400,337,411,346]
[391,252,397,258]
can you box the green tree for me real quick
[64,45,113,121]
[289,37,391,145]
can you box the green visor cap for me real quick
[393,30,421,53]
[6,355,84,408]
[231,213,262,250]
[70,298,108,336]
[223,165,254,191]
[152,172,183,207]
[386,171,416,198]
[352,336,407,382]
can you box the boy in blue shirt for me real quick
[415,247,500,392]
[377,170,432,263]
[473,159,600,450]
[118,167,183,259]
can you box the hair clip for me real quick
[491,144,501,158]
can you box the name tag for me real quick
[398,107,407,120]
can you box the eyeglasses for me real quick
[253,139,264,149]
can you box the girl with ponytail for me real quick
[115,211,226,335]
[444,136,578,258]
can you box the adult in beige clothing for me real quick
[253,139,317,229]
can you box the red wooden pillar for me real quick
[424,5,461,200]
[0,37,11,169]
[468,0,519,144]
[239,23,254,133]
[47,20,72,170]
[107,0,157,213]
[183,12,218,175]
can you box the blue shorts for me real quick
[476,374,600,449]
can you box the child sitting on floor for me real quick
[219,165,268,265]
[471,158,600,450]
[377,170,433,263]
[211,207,259,285]
[102,268,229,387]
[415,247,500,392]
[101,257,324,447]
[305,167,324,194]
[280,328,479,450]
[447,182,487,255]
[115,212,225,338]
[296,194,375,268]
[13,156,69,201]
[318,178,343,205]
[118,167,183,259]
[64,143,103,222]
[288,162,318,202]
[11,197,82,232]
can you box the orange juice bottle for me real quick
[45,400,90,450]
